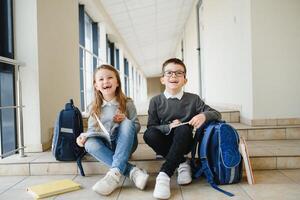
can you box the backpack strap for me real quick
[76,151,87,176]
[191,132,200,178]
[199,123,215,180]
[191,129,205,179]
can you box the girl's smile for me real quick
[94,68,119,100]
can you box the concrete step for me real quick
[82,109,240,128]
[137,123,300,143]
[137,110,240,126]
[1,140,300,175]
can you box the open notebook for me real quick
[27,179,80,199]
[81,113,111,143]
[166,122,189,135]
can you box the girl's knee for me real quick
[84,138,103,153]
[119,119,135,131]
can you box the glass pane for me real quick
[0,63,16,157]
[84,13,93,52]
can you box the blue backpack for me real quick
[191,121,243,197]
[52,99,86,176]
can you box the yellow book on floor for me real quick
[27,179,80,199]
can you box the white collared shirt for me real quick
[102,97,119,107]
[163,90,184,100]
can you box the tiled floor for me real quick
[0,170,300,200]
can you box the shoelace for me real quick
[131,168,146,182]
[178,164,190,174]
[156,177,170,187]
[103,172,119,185]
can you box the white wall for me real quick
[179,0,253,120]
[251,0,300,119]
[202,0,253,120]
[15,0,42,151]
[178,0,200,96]
[37,0,80,145]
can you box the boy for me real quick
[143,58,221,199]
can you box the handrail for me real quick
[0,56,25,66]
[0,56,26,158]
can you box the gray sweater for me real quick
[147,92,221,134]
[87,98,140,140]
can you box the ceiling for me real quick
[100,0,195,77]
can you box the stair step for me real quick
[137,123,300,142]
[137,110,240,126]
[231,123,300,140]
[82,110,241,128]
[1,140,300,175]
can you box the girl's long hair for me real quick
[90,64,128,122]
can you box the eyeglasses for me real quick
[163,70,185,77]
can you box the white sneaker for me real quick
[92,168,121,195]
[153,172,171,199]
[130,166,149,190]
[177,160,192,185]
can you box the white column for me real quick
[98,22,107,64]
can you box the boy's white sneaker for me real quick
[92,168,121,195]
[129,166,149,190]
[177,160,192,185]
[153,172,171,199]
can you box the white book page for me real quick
[166,122,189,135]
[81,114,111,143]
[239,137,255,184]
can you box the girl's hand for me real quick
[189,113,206,129]
[113,109,126,123]
[76,134,87,147]
[169,119,181,129]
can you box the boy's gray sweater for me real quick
[147,92,221,134]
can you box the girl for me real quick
[76,64,149,196]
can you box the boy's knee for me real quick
[143,127,156,143]
[174,126,193,140]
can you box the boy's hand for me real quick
[113,109,126,123]
[189,113,206,129]
[76,133,87,147]
[169,119,181,129]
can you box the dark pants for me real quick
[143,125,194,177]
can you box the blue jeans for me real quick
[85,118,137,177]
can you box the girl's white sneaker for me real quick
[92,168,121,195]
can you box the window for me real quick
[124,58,130,96]
[79,5,99,112]
[0,0,17,157]
[106,36,115,66]
[115,48,120,70]
[131,66,135,99]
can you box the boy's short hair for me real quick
[162,58,186,74]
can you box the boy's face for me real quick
[160,63,187,94]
